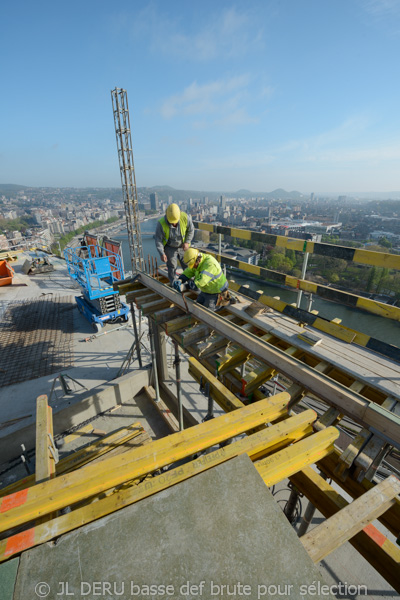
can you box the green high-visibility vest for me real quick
[159,213,188,246]
[183,253,227,294]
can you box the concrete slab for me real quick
[0,557,19,600]
[13,454,333,600]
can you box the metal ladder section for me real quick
[124,279,400,484]
[111,87,144,273]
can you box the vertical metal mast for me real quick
[111,87,144,273]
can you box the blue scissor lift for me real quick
[64,237,130,332]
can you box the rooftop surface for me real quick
[0,251,398,599]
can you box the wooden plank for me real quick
[135,292,160,307]
[35,396,55,484]
[242,346,300,396]
[292,467,400,593]
[138,273,400,446]
[180,324,210,347]
[316,379,363,432]
[143,385,179,432]
[125,288,153,303]
[153,306,184,324]
[0,424,145,497]
[217,347,250,374]
[301,474,400,563]
[312,319,357,343]
[217,326,271,374]
[114,282,145,294]
[164,315,197,335]
[64,423,94,445]
[35,396,56,524]
[188,356,249,412]
[255,427,339,485]
[242,365,276,396]
[87,431,152,465]
[141,298,172,316]
[196,334,228,358]
[0,411,316,562]
[297,331,322,346]
[314,407,343,431]
[318,449,400,537]
[0,394,290,533]
[337,429,371,469]
[353,397,398,479]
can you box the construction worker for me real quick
[154,203,194,283]
[173,248,230,311]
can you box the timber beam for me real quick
[0,423,146,497]
[292,466,400,593]
[0,412,317,563]
[300,474,400,564]
[140,298,173,316]
[317,449,400,537]
[153,307,185,325]
[0,394,290,534]
[256,427,339,486]
[35,395,56,485]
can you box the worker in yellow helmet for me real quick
[155,203,194,282]
[173,248,230,311]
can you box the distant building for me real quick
[150,193,159,211]
[0,234,9,250]
[198,242,260,266]
[49,221,65,235]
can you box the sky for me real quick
[1,0,400,194]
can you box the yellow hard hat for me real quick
[184,247,200,268]
[166,203,180,224]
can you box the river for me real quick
[114,218,399,347]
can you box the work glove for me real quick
[173,279,183,292]
[188,280,197,291]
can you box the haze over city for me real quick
[1,0,400,194]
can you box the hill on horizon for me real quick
[1,183,400,201]
[0,182,304,200]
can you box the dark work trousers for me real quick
[164,245,188,283]
[196,291,218,311]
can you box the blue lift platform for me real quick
[64,234,130,332]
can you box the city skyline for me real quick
[1,1,400,193]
